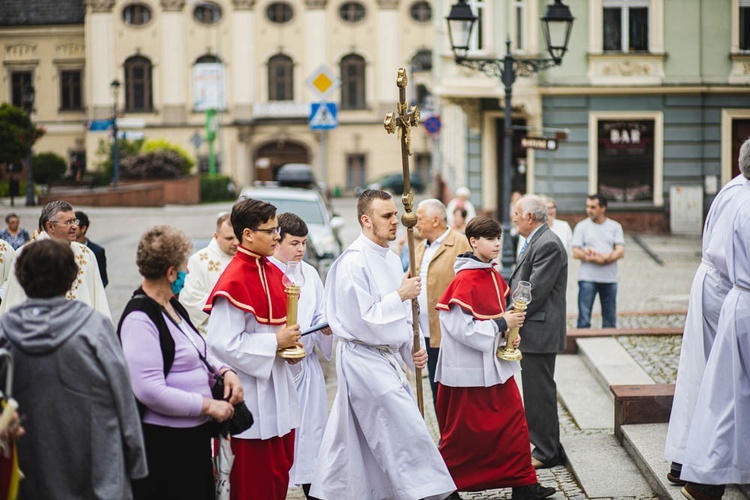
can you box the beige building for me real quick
[1,0,436,193]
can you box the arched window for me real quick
[122,3,152,26]
[340,54,365,110]
[268,54,294,101]
[267,2,293,23]
[124,56,153,112]
[339,2,366,23]
[411,49,432,72]
[193,2,222,24]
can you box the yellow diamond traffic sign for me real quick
[306,65,341,100]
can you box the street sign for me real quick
[309,102,338,130]
[89,119,113,131]
[520,136,558,151]
[305,65,341,100]
[423,115,441,135]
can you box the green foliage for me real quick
[200,174,235,202]
[31,152,67,184]
[0,179,33,197]
[94,137,144,182]
[120,150,188,179]
[0,103,45,164]
[141,139,194,175]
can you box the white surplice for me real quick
[179,238,234,334]
[310,234,455,500]
[269,257,333,486]
[206,297,300,440]
[0,240,15,300]
[664,175,750,464]
[680,182,750,485]
[0,233,110,320]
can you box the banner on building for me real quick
[193,63,225,112]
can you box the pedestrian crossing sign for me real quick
[309,102,338,130]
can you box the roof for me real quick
[0,0,86,27]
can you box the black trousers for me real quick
[133,422,215,500]
[520,353,563,465]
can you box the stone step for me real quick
[577,337,654,395]
[561,433,654,498]
[556,354,613,430]
[621,423,749,500]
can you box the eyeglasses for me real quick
[52,218,79,227]
[251,226,281,235]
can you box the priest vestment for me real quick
[310,234,456,500]
[269,257,333,488]
[665,174,749,465]
[0,240,15,301]
[681,182,750,485]
[0,233,110,320]
[435,254,537,491]
[205,245,300,500]
[179,238,233,335]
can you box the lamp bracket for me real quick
[454,55,561,81]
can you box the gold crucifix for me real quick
[383,68,424,415]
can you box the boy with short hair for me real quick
[435,216,556,500]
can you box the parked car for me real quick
[360,172,425,195]
[276,163,317,189]
[238,186,344,277]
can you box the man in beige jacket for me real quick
[414,199,472,410]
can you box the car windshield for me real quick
[259,197,326,225]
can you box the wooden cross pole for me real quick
[384,68,423,416]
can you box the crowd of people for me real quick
[0,154,746,500]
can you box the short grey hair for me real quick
[417,198,447,223]
[41,200,74,230]
[518,195,548,224]
[739,138,750,179]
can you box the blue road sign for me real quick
[423,115,441,135]
[89,119,114,131]
[309,102,338,130]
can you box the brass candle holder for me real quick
[497,281,532,362]
[279,261,306,360]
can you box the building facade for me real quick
[1,0,436,193]
[434,0,750,231]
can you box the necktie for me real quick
[519,239,529,259]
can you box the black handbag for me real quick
[166,311,254,437]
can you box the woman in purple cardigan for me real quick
[120,226,243,500]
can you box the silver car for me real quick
[238,186,344,277]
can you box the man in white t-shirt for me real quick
[571,193,625,328]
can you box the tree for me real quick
[0,103,45,165]
[31,152,67,184]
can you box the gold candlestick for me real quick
[279,263,306,360]
[497,280,532,362]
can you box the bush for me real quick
[0,179,34,197]
[94,137,144,183]
[31,152,67,184]
[141,139,194,175]
[120,150,188,180]
[200,174,235,202]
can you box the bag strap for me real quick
[161,308,220,380]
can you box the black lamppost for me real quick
[110,79,120,188]
[22,85,36,207]
[446,0,574,277]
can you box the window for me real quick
[603,0,649,52]
[410,1,431,22]
[268,55,294,101]
[340,54,365,110]
[741,0,750,51]
[597,119,655,202]
[194,2,222,24]
[10,71,32,109]
[339,2,365,23]
[514,0,526,51]
[414,153,430,188]
[267,2,293,24]
[411,49,432,72]
[122,3,152,26]
[346,154,366,190]
[468,0,485,51]
[60,70,83,111]
[124,56,153,112]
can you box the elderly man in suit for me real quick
[509,194,568,469]
[414,199,472,409]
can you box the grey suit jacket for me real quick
[508,223,568,354]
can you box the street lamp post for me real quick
[23,85,36,207]
[446,0,574,278]
[111,79,121,189]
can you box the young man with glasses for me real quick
[0,200,110,320]
[206,198,302,500]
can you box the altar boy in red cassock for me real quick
[205,198,302,500]
[435,216,556,500]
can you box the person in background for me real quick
[451,207,468,234]
[119,226,242,500]
[180,213,238,335]
[517,196,573,259]
[270,213,333,499]
[75,211,108,288]
[446,187,477,227]
[0,239,147,499]
[0,214,30,251]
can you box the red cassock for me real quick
[205,246,293,500]
[435,264,537,491]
